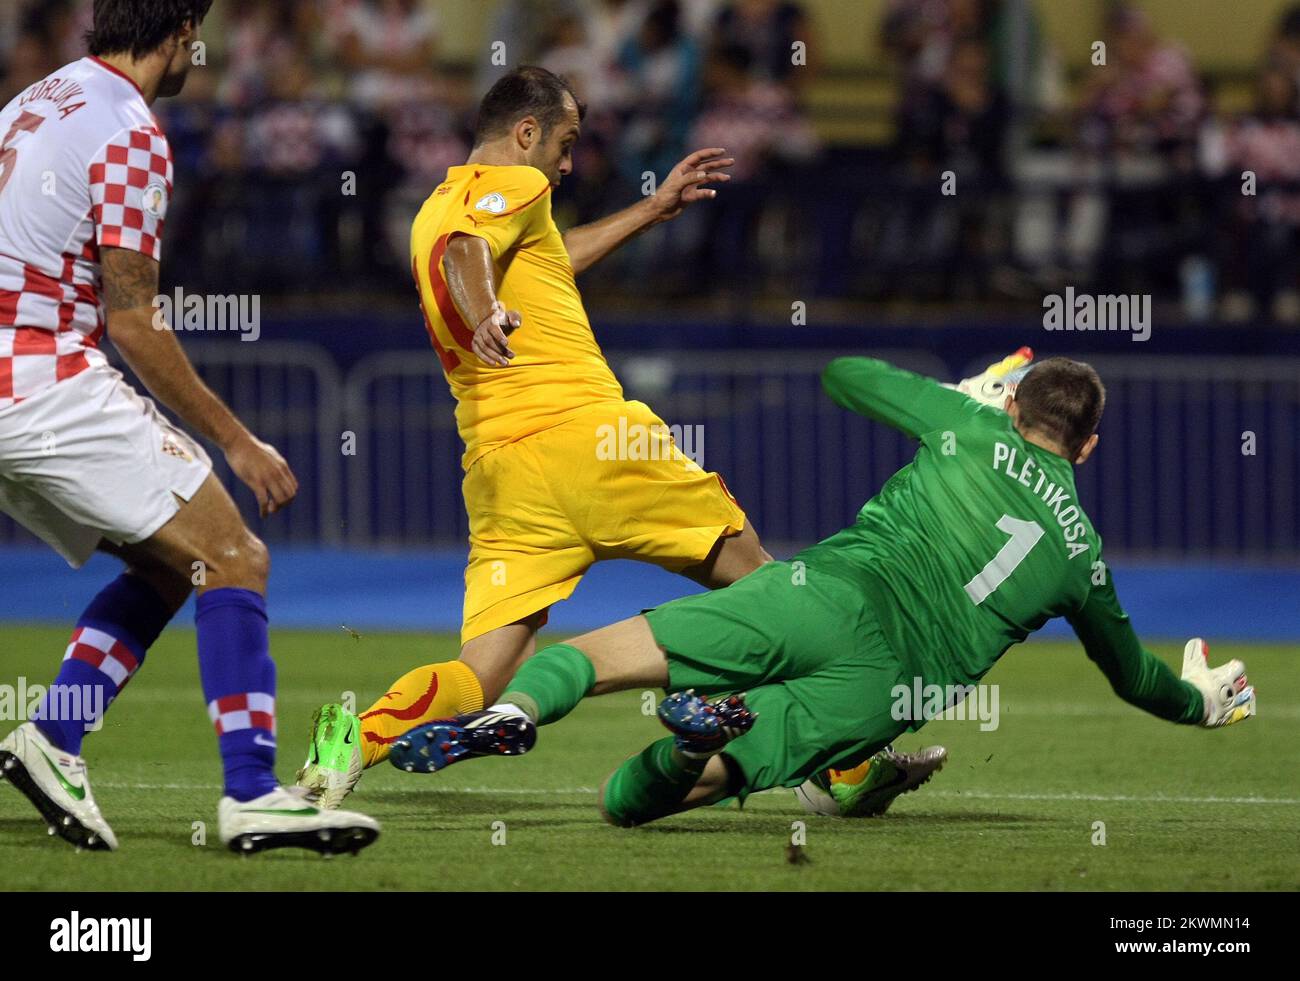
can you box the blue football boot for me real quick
[657,690,756,758]
[389,710,537,774]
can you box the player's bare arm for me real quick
[101,247,297,516]
[442,234,521,367]
[562,148,734,276]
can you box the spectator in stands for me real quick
[535,9,627,232]
[336,0,439,110]
[1079,5,1204,155]
[0,3,19,66]
[887,36,1008,299]
[712,0,815,94]
[881,0,985,108]
[244,56,359,177]
[1208,66,1300,322]
[1,0,78,103]
[881,0,1054,159]
[688,42,818,294]
[897,36,1006,179]
[1266,4,1300,95]
[232,53,363,289]
[477,0,586,94]
[537,9,602,105]
[220,0,330,110]
[691,42,817,184]
[615,0,702,188]
[588,0,652,71]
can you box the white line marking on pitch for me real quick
[94,783,1300,805]
[925,790,1300,805]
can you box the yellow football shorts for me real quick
[460,400,747,642]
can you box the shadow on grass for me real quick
[860,811,1054,826]
[364,791,593,814]
[0,815,57,840]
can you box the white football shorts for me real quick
[0,361,212,567]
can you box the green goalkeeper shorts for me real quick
[643,560,911,800]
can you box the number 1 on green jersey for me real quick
[965,515,1045,605]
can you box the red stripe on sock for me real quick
[360,674,440,723]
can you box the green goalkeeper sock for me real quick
[601,737,707,828]
[499,643,596,726]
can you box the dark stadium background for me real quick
[1,0,1296,642]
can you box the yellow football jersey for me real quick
[410,163,625,469]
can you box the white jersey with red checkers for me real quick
[0,56,172,409]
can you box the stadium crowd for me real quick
[1,0,1299,322]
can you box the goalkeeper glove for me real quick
[1181,638,1256,727]
[945,346,1034,409]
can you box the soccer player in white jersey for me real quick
[0,0,379,855]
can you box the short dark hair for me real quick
[474,66,586,146]
[86,0,212,60]
[1013,357,1105,459]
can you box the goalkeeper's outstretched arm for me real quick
[821,348,1032,439]
[821,357,989,439]
[1066,575,1256,727]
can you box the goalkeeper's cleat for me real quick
[388,710,536,774]
[0,722,117,851]
[1181,638,1257,728]
[947,346,1034,408]
[795,745,947,817]
[218,785,379,856]
[295,702,364,809]
[657,690,756,759]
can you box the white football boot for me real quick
[218,785,380,855]
[0,722,118,851]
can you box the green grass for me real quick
[1,626,1296,891]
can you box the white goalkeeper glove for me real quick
[1181,638,1256,728]
[945,346,1034,409]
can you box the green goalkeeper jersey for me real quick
[801,357,1203,725]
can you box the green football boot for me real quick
[795,745,947,817]
[295,703,364,809]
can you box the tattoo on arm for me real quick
[101,247,159,313]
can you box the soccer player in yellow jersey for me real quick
[297,67,772,805]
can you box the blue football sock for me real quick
[195,588,278,802]
[32,573,171,755]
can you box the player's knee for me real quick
[597,775,637,828]
[199,528,270,591]
[741,526,775,567]
[237,531,271,588]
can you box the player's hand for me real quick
[943,346,1034,409]
[1181,638,1256,728]
[651,148,734,221]
[224,433,298,517]
[472,300,521,367]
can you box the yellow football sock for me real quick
[829,759,875,787]
[359,660,484,767]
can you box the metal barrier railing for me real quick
[3,345,1296,562]
[0,342,343,548]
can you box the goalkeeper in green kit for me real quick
[388,355,1258,826]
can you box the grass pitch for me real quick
[0,626,1296,891]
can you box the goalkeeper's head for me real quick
[1007,358,1105,465]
